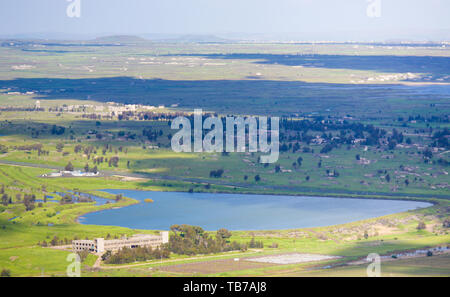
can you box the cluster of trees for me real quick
[39,235,74,247]
[431,128,450,149]
[92,156,106,166]
[143,128,163,142]
[60,194,73,205]
[0,186,38,210]
[15,144,43,151]
[248,237,264,248]
[280,119,388,146]
[417,221,427,230]
[405,114,449,124]
[0,107,43,112]
[280,117,447,157]
[50,125,65,135]
[81,113,103,120]
[37,148,50,156]
[168,225,247,255]
[108,156,120,167]
[64,162,74,171]
[56,143,64,152]
[387,129,404,150]
[1,269,11,277]
[1,193,12,206]
[83,163,98,174]
[102,245,170,264]
[209,169,224,178]
[74,144,83,154]
[23,194,36,211]
[0,144,7,154]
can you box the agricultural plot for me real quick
[0,39,449,277]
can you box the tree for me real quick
[56,143,64,152]
[443,219,450,228]
[423,148,433,159]
[60,194,73,205]
[248,237,264,248]
[209,169,224,178]
[23,195,35,211]
[102,250,112,261]
[0,145,8,154]
[417,221,426,230]
[275,165,281,173]
[65,162,74,172]
[216,228,232,241]
[74,145,83,153]
[84,163,89,172]
[109,156,120,167]
[388,139,397,150]
[1,194,8,206]
[1,269,11,277]
[254,175,260,182]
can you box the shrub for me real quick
[1,269,11,277]
[417,221,426,230]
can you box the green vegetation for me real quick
[103,246,170,265]
[0,40,448,276]
[169,225,248,256]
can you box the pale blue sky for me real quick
[0,0,449,41]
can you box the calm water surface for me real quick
[80,190,431,230]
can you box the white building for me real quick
[72,232,169,254]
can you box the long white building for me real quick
[72,232,169,254]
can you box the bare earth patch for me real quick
[247,253,341,265]
[114,175,148,182]
[159,258,274,274]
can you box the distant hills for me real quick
[0,32,447,44]
[91,35,149,44]
[92,34,232,44]
[141,34,232,43]
[0,33,233,44]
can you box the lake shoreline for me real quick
[78,189,433,231]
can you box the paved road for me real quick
[1,159,449,200]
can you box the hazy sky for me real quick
[1,0,449,41]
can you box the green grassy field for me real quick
[0,163,448,276]
[0,40,449,277]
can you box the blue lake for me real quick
[79,190,432,231]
